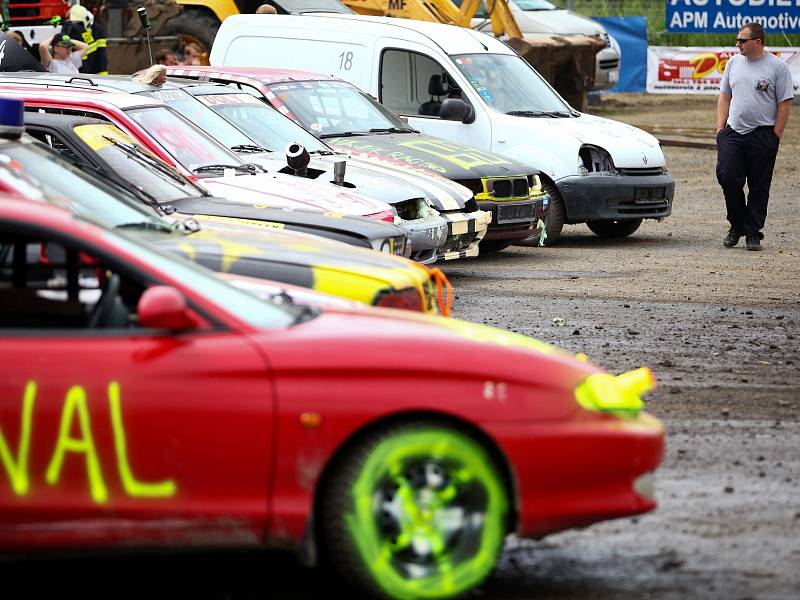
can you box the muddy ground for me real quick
[4,95,798,599]
[449,94,800,600]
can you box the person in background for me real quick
[62,2,108,75]
[157,48,179,66]
[39,33,89,74]
[716,21,793,251]
[133,64,168,87]
[180,42,202,66]
[255,4,278,14]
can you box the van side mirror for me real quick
[439,98,475,124]
[138,286,198,330]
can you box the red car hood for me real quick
[255,309,601,421]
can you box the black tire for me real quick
[320,421,509,599]
[479,239,513,254]
[515,181,565,247]
[161,10,220,58]
[586,218,643,238]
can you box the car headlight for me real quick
[578,145,618,175]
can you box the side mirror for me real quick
[137,286,197,330]
[439,98,475,124]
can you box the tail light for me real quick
[373,287,424,312]
[366,209,397,223]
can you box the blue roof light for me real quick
[0,97,24,140]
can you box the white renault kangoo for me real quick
[212,14,673,241]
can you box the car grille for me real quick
[484,176,530,201]
[618,167,667,176]
[600,59,620,70]
[440,231,479,253]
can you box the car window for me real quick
[381,49,458,117]
[0,139,165,228]
[72,124,205,202]
[196,93,328,153]
[267,80,412,137]
[0,232,146,331]
[451,53,570,113]
[125,106,240,170]
[139,89,256,149]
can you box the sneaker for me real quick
[723,227,742,248]
[746,234,762,251]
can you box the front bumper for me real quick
[435,209,492,261]
[480,194,548,241]
[487,411,664,539]
[557,173,674,222]
[398,215,449,265]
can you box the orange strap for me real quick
[425,266,453,317]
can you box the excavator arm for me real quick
[343,0,520,39]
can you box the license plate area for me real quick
[634,186,667,203]
[497,202,535,224]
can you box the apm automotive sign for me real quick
[667,0,800,33]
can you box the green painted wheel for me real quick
[321,422,508,599]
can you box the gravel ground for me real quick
[3,95,797,599]
[445,94,800,600]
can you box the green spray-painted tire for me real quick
[321,422,508,599]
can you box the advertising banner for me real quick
[666,0,800,34]
[647,46,800,94]
[594,16,648,93]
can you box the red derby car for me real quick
[0,198,664,599]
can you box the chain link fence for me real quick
[548,1,800,46]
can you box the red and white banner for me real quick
[647,46,800,95]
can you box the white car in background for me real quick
[470,0,621,90]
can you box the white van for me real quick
[212,14,673,241]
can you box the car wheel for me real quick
[320,421,509,599]
[479,239,513,254]
[586,218,643,238]
[514,181,565,247]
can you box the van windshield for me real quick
[266,80,415,138]
[451,53,573,115]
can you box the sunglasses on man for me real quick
[736,37,759,44]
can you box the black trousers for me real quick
[716,125,780,236]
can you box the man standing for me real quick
[716,22,793,251]
[38,33,88,74]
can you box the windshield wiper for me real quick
[505,110,574,118]
[231,144,271,154]
[309,149,337,156]
[193,163,259,175]
[114,221,173,233]
[319,131,373,139]
[368,127,415,134]
[102,136,189,186]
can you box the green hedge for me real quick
[549,1,800,46]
